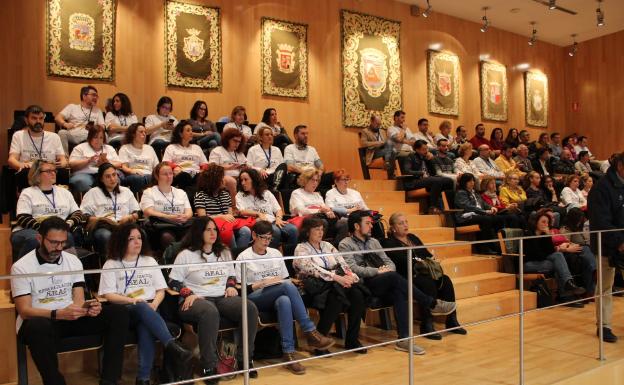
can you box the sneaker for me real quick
[430,299,457,316]
[420,323,442,340]
[282,353,306,375]
[305,330,335,350]
[395,340,426,355]
[201,368,220,385]
[597,327,618,343]
[563,280,586,297]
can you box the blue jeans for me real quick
[196,132,221,149]
[525,252,573,296]
[233,226,252,249]
[69,173,96,194]
[128,302,174,380]
[248,281,315,353]
[270,223,298,252]
[11,228,75,261]
[151,139,169,160]
[565,245,596,294]
[123,174,152,194]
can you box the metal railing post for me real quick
[598,232,605,361]
[407,248,414,385]
[519,238,525,385]
[241,262,250,384]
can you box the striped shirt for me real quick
[194,190,232,215]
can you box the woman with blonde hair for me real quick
[499,171,527,208]
[454,142,481,187]
[223,105,252,139]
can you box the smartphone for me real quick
[168,118,175,123]
[82,299,98,308]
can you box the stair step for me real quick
[440,256,501,278]
[367,201,420,215]
[426,242,473,259]
[351,179,399,192]
[452,272,517,299]
[409,227,456,243]
[360,191,405,202]
[403,214,443,228]
[435,290,537,325]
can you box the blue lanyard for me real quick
[228,151,238,163]
[123,257,140,294]
[110,193,118,219]
[262,146,272,168]
[40,187,56,209]
[158,188,175,212]
[27,131,45,159]
[307,242,329,269]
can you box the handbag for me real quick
[212,216,256,245]
[415,258,444,280]
[217,337,237,380]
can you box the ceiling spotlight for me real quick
[422,0,432,18]
[596,0,605,27]
[480,7,490,33]
[528,22,537,46]
[568,34,578,57]
[549,0,557,10]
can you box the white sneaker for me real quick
[395,340,426,355]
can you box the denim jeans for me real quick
[270,223,298,253]
[525,251,573,296]
[92,228,111,260]
[11,228,75,261]
[123,174,152,194]
[128,302,174,380]
[565,245,597,294]
[69,173,96,194]
[196,132,221,150]
[247,281,315,353]
[233,226,252,249]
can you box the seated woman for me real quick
[11,159,85,260]
[454,142,482,188]
[223,105,253,139]
[480,176,525,228]
[524,171,564,227]
[145,96,178,159]
[237,220,335,375]
[324,169,369,218]
[454,173,504,254]
[237,168,298,255]
[162,120,208,190]
[246,126,287,190]
[99,223,192,385]
[195,164,251,249]
[169,216,259,382]
[208,128,247,207]
[254,108,292,152]
[104,92,138,151]
[69,126,122,194]
[524,211,588,303]
[581,174,593,200]
[293,216,368,353]
[560,174,587,211]
[505,128,520,149]
[561,207,590,246]
[118,123,159,194]
[140,162,192,253]
[81,163,140,261]
[188,100,220,151]
[499,171,528,208]
[489,127,505,157]
[383,212,466,340]
[289,168,347,243]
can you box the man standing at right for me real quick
[588,152,624,343]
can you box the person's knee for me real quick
[22,318,54,341]
[246,301,259,319]
[275,295,292,311]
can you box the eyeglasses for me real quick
[86,93,99,97]
[41,169,57,174]
[45,238,66,248]
[257,234,273,241]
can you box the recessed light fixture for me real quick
[428,43,442,50]
[480,7,490,33]
[479,54,491,61]
[516,63,530,70]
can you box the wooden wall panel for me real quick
[0,0,570,177]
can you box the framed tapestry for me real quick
[165,0,221,90]
[427,50,459,116]
[261,17,308,98]
[341,10,402,128]
[525,71,548,127]
[479,61,508,121]
[46,0,116,80]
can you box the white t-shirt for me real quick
[98,256,167,301]
[104,112,138,142]
[236,247,289,285]
[223,122,252,138]
[283,144,321,169]
[140,186,191,215]
[162,143,207,176]
[11,250,84,331]
[560,187,587,209]
[208,146,248,177]
[9,130,64,163]
[69,142,120,175]
[413,131,436,150]
[253,122,282,136]
[236,190,281,223]
[118,144,159,175]
[59,103,105,129]
[15,186,79,231]
[246,144,284,174]
[325,187,369,211]
[388,125,416,152]
[289,188,325,216]
[145,114,178,144]
[169,249,236,298]
[80,186,139,221]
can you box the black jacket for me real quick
[524,231,556,262]
[588,166,624,262]
[553,158,575,175]
[531,158,554,177]
[401,152,436,179]
[382,234,432,279]
[454,189,492,223]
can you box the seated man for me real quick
[11,216,129,385]
[401,140,454,214]
[284,125,330,188]
[8,105,69,189]
[469,123,491,149]
[387,110,416,156]
[413,118,436,152]
[549,132,563,159]
[513,144,533,174]
[359,114,396,178]
[518,130,532,147]
[55,85,105,155]
[575,150,604,181]
[433,138,459,184]
[339,210,456,355]
[532,147,555,177]
[554,149,576,175]
[494,144,522,176]
[472,144,505,181]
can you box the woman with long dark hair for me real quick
[505,128,520,149]
[163,120,208,190]
[145,96,178,158]
[254,108,292,152]
[188,100,220,151]
[119,123,159,194]
[489,127,505,156]
[104,92,138,151]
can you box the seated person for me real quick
[549,132,563,158]
[169,217,259,382]
[494,144,522,176]
[434,120,457,153]
[560,174,587,211]
[11,216,129,385]
[55,85,105,154]
[489,127,505,156]
[533,133,551,153]
[433,138,460,184]
[581,174,593,200]
[162,120,209,189]
[413,118,436,151]
[554,149,577,175]
[454,125,469,148]
[400,140,454,214]
[339,211,457,355]
[140,162,192,253]
[472,144,505,181]
[237,220,335,375]
[118,123,159,194]
[209,128,249,179]
[383,212,466,340]
[254,108,292,152]
[518,130,532,148]
[324,169,369,217]
[195,164,251,249]
[469,123,491,149]
[388,110,416,155]
[359,113,396,179]
[145,96,178,158]
[499,172,528,209]
[237,169,298,254]
[575,150,604,182]
[188,100,220,151]
[454,173,505,254]
[9,104,69,189]
[99,223,192,385]
[513,144,533,174]
[523,171,565,227]
[284,125,326,188]
[454,142,483,188]
[505,128,520,149]
[531,147,555,177]
[480,175,525,228]
[11,160,85,260]
[563,134,578,160]
[293,217,368,353]
[81,163,140,260]
[561,207,590,246]
[68,126,122,194]
[104,92,138,151]
[246,126,287,190]
[224,105,253,139]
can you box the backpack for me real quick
[529,277,554,308]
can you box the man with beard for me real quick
[469,123,491,149]
[359,114,396,179]
[284,125,330,188]
[55,85,105,155]
[9,105,68,188]
[433,138,459,184]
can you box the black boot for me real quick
[563,280,586,297]
[420,320,442,340]
[445,311,467,335]
[165,339,193,380]
[201,368,220,385]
